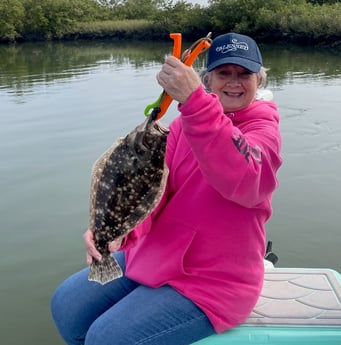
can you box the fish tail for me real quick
[88,255,123,285]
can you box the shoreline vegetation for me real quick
[1,0,341,47]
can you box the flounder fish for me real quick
[88,116,169,285]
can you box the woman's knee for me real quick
[84,317,134,345]
[51,287,73,343]
[50,269,90,344]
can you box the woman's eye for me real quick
[240,72,253,79]
[218,72,230,78]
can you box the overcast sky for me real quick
[188,0,209,6]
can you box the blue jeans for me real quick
[51,251,215,345]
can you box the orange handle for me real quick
[170,33,182,59]
[183,40,211,66]
[156,93,173,119]
[155,38,211,120]
[148,33,211,120]
[154,33,181,120]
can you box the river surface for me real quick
[0,40,340,345]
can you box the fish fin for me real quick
[88,255,123,285]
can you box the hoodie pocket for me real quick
[125,216,197,286]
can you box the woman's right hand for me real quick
[156,55,201,105]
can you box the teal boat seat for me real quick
[192,268,341,345]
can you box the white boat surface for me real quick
[192,262,341,344]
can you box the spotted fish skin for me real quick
[88,116,169,285]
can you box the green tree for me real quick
[0,0,25,41]
[22,0,99,39]
[150,0,195,32]
[208,0,308,34]
[118,0,157,19]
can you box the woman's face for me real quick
[208,64,260,113]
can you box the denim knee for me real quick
[50,269,91,345]
[51,285,72,344]
[51,284,81,345]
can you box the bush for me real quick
[0,0,340,44]
[207,0,341,44]
[65,19,160,40]
[0,0,25,41]
[22,0,99,39]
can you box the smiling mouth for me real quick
[224,91,243,97]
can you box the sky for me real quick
[188,0,209,6]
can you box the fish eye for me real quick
[142,135,153,150]
[133,132,152,160]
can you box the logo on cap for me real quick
[207,33,262,72]
[216,38,249,54]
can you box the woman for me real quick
[51,32,282,345]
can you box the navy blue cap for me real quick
[207,33,263,73]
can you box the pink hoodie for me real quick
[120,86,282,333]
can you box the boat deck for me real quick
[193,268,341,344]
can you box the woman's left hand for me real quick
[157,56,201,104]
[83,229,102,265]
[83,229,122,265]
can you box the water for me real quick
[0,40,340,345]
